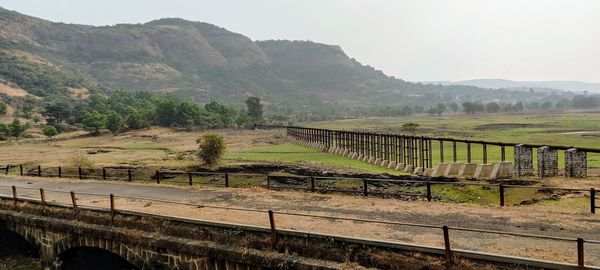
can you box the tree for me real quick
[155,99,178,126]
[401,122,419,135]
[43,96,74,124]
[42,125,59,139]
[435,103,446,115]
[0,124,10,140]
[9,119,29,139]
[0,102,7,116]
[486,102,500,113]
[246,97,263,126]
[196,134,226,166]
[126,109,146,130]
[448,102,459,113]
[106,111,124,135]
[82,111,106,135]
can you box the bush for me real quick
[196,134,226,166]
[42,125,59,139]
[69,152,95,168]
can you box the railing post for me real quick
[310,176,315,192]
[127,169,132,182]
[188,172,193,186]
[19,165,23,176]
[268,210,278,247]
[11,185,17,203]
[102,167,106,180]
[58,166,62,178]
[578,238,585,270]
[156,170,160,184]
[78,167,82,180]
[443,225,452,264]
[440,141,444,164]
[4,165,8,175]
[426,181,432,202]
[499,184,505,207]
[591,188,596,214]
[70,191,78,209]
[110,194,115,224]
[266,175,271,189]
[37,165,41,177]
[40,188,46,205]
[225,173,229,187]
[363,179,368,196]
[501,145,506,161]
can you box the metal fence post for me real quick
[268,210,278,247]
[426,181,432,202]
[443,225,452,264]
[156,170,160,184]
[40,188,46,205]
[225,173,229,187]
[102,167,107,180]
[4,165,8,175]
[19,165,23,176]
[363,179,368,196]
[127,169,132,182]
[591,188,596,214]
[188,172,193,186]
[267,175,271,189]
[578,238,585,270]
[310,176,315,192]
[58,166,62,178]
[110,194,115,224]
[11,185,17,203]
[70,191,78,209]
[37,165,41,177]
[499,184,505,207]
[78,167,82,180]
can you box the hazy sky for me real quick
[1,0,599,82]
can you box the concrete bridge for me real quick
[0,192,594,270]
[1,198,455,270]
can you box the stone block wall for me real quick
[514,144,533,177]
[537,146,558,177]
[565,148,587,178]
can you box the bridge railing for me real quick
[0,184,599,269]
[0,163,598,214]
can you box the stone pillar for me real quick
[514,144,533,177]
[565,148,587,178]
[537,146,558,177]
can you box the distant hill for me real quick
[429,79,600,93]
[0,7,565,111]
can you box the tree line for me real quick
[0,91,264,139]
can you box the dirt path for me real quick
[1,176,599,266]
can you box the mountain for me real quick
[0,7,560,111]
[429,79,600,93]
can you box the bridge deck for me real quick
[1,176,599,266]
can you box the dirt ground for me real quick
[2,176,600,266]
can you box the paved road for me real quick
[1,176,599,265]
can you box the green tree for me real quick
[0,124,10,140]
[43,96,74,124]
[196,134,226,166]
[245,97,263,126]
[126,109,146,130]
[9,119,30,139]
[0,102,7,116]
[42,125,59,139]
[106,111,124,135]
[82,111,106,135]
[401,122,419,135]
[155,99,178,126]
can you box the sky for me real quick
[1,0,599,83]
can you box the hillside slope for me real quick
[0,7,544,109]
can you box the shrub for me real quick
[196,134,226,166]
[42,125,59,139]
[70,152,95,168]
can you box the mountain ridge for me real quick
[428,79,600,93]
[0,6,558,111]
